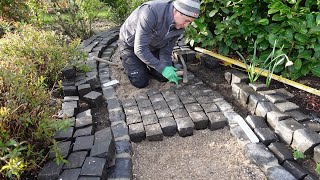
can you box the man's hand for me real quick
[161,66,182,84]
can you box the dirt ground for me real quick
[109,48,266,179]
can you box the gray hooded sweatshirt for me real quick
[119,0,185,73]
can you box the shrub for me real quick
[0,0,30,22]
[101,0,148,23]
[0,24,84,179]
[49,0,105,40]
[185,0,320,80]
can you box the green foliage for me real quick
[293,149,306,160]
[185,0,320,80]
[237,40,293,86]
[316,162,320,175]
[50,0,105,40]
[101,0,148,23]
[0,24,84,179]
[0,0,30,22]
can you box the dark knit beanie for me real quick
[173,0,201,18]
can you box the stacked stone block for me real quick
[226,69,320,179]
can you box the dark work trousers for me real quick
[118,42,167,88]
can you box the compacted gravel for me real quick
[131,128,266,180]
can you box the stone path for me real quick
[37,27,320,180]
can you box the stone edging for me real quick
[38,27,320,180]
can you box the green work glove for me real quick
[161,66,181,85]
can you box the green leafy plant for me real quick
[316,162,320,175]
[237,40,293,86]
[185,0,320,80]
[237,41,263,83]
[0,24,83,179]
[293,149,306,160]
[263,40,293,86]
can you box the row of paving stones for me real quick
[227,69,320,179]
[38,28,131,180]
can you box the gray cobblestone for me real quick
[137,99,152,108]
[121,98,137,108]
[49,141,71,159]
[163,93,179,102]
[291,128,320,154]
[159,117,177,136]
[244,143,279,173]
[149,94,164,103]
[128,122,145,142]
[54,127,74,141]
[268,142,294,164]
[231,72,249,84]
[274,102,299,112]
[64,151,88,169]
[76,116,93,128]
[266,111,290,129]
[111,121,129,139]
[179,96,197,104]
[135,92,148,101]
[175,117,194,137]
[142,114,158,126]
[155,108,172,118]
[249,82,268,91]
[167,100,184,110]
[38,160,64,180]
[189,111,209,130]
[59,168,81,180]
[215,99,233,112]
[102,87,116,99]
[207,112,227,130]
[152,100,168,110]
[80,157,107,178]
[254,128,279,145]
[201,103,219,113]
[107,158,132,179]
[248,93,268,114]
[74,126,93,137]
[109,109,125,123]
[245,115,268,129]
[266,166,296,180]
[255,102,278,118]
[63,96,79,102]
[126,114,142,125]
[283,160,308,179]
[73,135,94,151]
[265,94,287,103]
[145,123,163,141]
[83,91,104,108]
[275,119,304,145]
[63,86,78,96]
[287,110,311,122]
[139,106,155,116]
[172,108,189,119]
[230,125,251,148]
[185,103,203,113]
[78,84,92,98]
[124,106,140,116]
